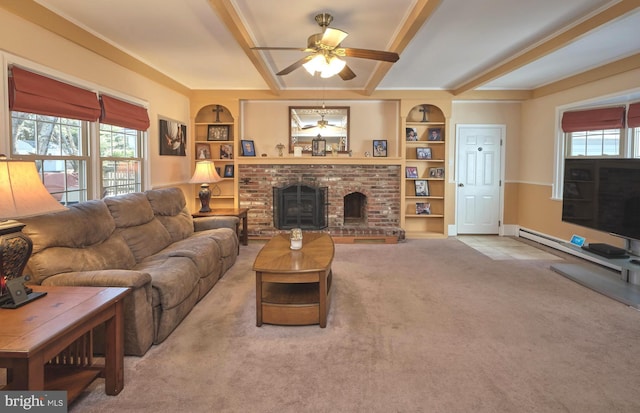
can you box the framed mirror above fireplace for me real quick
[289,106,349,154]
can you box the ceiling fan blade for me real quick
[321,27,348,48]
[339,47,399,62]
[276,55,314,76]
[339,64,356,81]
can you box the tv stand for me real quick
[551,240,640,308]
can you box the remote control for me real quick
[630,259,640,266]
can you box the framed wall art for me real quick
[159,117,186,156]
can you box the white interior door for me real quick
[456,125,504,234]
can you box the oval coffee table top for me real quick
[253,232,335,273]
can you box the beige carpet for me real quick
[71,237,640,413]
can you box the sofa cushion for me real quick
[134,256,200,309]
[145,237,222,280]
[23,200,115,252]
[194,228,238,258]
[146,188,194,243]
[22,201,136,283]
[105,192,172,262]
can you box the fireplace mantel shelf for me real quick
[236,157,403,166]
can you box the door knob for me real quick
[458,183,464,187]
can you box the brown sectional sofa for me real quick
[21,187,239,356]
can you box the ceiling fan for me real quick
[252,13,399,80]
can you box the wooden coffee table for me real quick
[0,286,129,403]
[253,232,334,327]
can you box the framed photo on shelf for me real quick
[414,180,429,196]
[405,166,418,178]
[312,138,326,156]
[223,164,234,178]
[428,128,442,141]
[416,147,432,159]
[207,125,230,141]
[416,202,431,215]
[406,127,418,141]
[220,144,233,159]
[195,143,212,160]
[373,140,387,157]
[241,140,256,156]
[429,167,445,178]
[215,167,221,177]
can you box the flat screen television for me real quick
[563,158,640,242]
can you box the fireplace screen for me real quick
[273,184,328,230]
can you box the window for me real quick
[11,111,88,204]
[566,129,622,157]
[99,123,143,197]
[8,66,149,202]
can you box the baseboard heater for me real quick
[519,227,640,308]
[518,227,620,271]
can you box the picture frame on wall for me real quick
[416,147,432,159]
[241,140,256,156]
[220,144,233,159]
[406,166,418,178]
[224,164,234,178]
[195,142,212,160]
[208,125,230,141]
[159,118,186,156]
[414,180,429,196]
[373,140,387,157]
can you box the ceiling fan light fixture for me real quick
[303,54,326,75]
[320,56,346,78]
[303,54,346,78]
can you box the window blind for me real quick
[561,107,625,133]
[99,95,150,131]
[8,66,101,121]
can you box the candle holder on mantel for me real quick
[290,228,303,250]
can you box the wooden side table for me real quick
[0,286,129,403]
[193,208,249,246]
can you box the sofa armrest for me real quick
[41,269,151,289]
[193,216,239,232]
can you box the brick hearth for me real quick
[238,164,404,241]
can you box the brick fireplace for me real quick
[238,164,404,240]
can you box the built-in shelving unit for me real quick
[194,104,235,209]
[403,104,447,238]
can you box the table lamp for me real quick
[0,156,67,307]
[189,160,222,213]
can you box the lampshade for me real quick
[0,158,67,219]
[188,160,222,184]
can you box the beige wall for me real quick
[0,9,192,192]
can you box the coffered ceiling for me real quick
[14,0,640,95]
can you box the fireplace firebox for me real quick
[273,184,328,230]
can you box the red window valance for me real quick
[627,102,640,128]
[561,107,625,133]
[100,95,150,131]
[8,66,101,121]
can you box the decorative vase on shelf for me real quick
[290,228,303,250]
